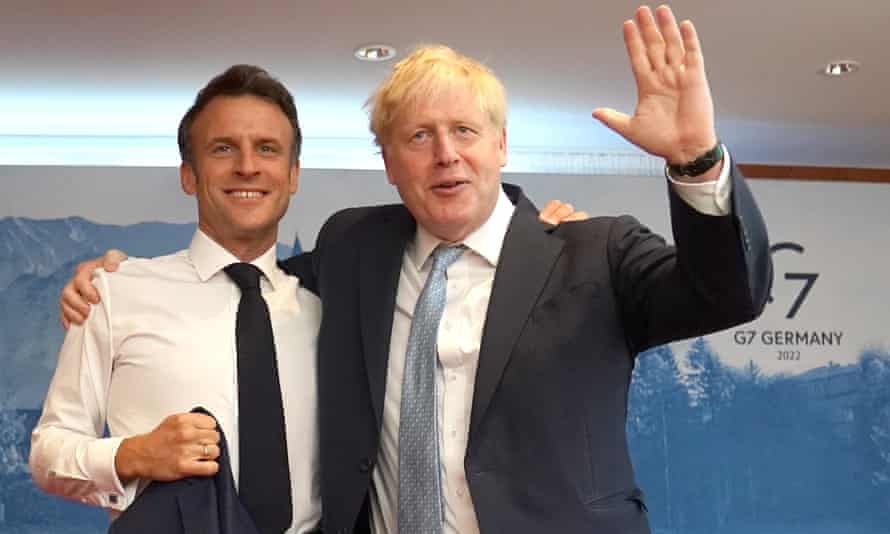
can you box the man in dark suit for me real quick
[282,5,771,533]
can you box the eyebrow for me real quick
[205,136,284,148]
[206,136,236,148]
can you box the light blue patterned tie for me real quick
[399,244,465,534]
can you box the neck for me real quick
[225,242,272,263]
[198,225,276,263]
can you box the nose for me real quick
[235,149,259,177]
[433,132,460,167]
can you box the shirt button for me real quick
[450,429,458,438]
[456,488,465,497]
[448,373,457,382]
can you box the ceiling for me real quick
[1,0,888,170]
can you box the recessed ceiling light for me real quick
[354,44,397,62]
[823,60,860,77]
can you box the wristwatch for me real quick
[667,141,724,177]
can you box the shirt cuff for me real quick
[665,145,732,216]
[86,436,138,510]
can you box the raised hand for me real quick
[593,5,718,167]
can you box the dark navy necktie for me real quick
[224,263,292,534]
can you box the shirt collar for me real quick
[188,230,283,290]
[409,186,516,270]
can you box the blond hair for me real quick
[366,44,507,146]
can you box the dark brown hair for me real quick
[177,64,301,164]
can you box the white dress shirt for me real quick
[370,160,733,534]
[30,230,322,533]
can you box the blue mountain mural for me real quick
[1,216,888,533]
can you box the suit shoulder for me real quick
[550,215,631,242]
[325,204,401,227]
[318,203,404,240]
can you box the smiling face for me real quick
[180,94,298,260]
[382,86,507,243]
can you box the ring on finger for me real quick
[202,443,209,458]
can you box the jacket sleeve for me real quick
[612,164,772,353]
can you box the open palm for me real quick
[594,5,718,165]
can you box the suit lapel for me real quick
[470,193,564,438]
[359,207,415,425]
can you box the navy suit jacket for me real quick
[282,171,772,534]
[108,408,260,534]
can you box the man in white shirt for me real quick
[31,65,322,533]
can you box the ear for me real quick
[290,159,301,194]
[180,162,197,195]
[498,127,508,168]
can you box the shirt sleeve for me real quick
[28,270,139,511]
[666,145,733,216]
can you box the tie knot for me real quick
[431,244,465,274]
[224,262,263,292]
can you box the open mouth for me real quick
[225,189,266,199]
[432,180,469,190]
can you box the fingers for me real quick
[623,18,650,83]
[194,442,221,461]
[183,413,219,431]
[157,414,221,477]
[592,107,632,140]
[183,458,220,477]
[176,449,220,478]
[60,278,93,328]
[565,211,590,222]
[166,414,220,438]
[59,251,127,328]
[60,299,87,329]
[552,203,575,224]
[538,200,562,224]
[626,6,690,75]
[679,19,703,69]
[538,200,575,225]
[103,249,128,272]
[656,5,685,67]
[539,199,560,215]
[635,6,665,73]
[539,201,590,225]
[73,259,102,304]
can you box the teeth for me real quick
[230,191,263,198]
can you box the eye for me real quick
[259,144,279,153]
[455,125,477,137]
[211,144,232,153]
[411,130,429,142]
